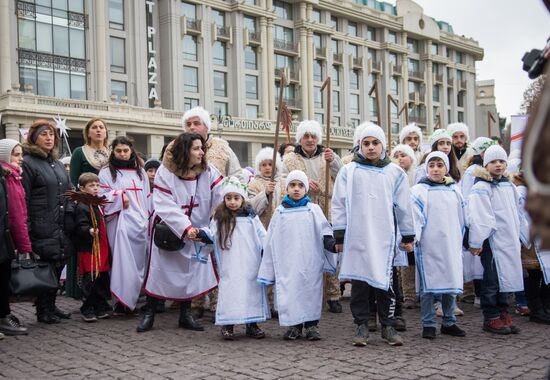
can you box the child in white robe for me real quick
[257,170,338,341]
[468,145,529,335]
[199,177,269,340]
[411,151,466,339]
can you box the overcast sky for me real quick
[403,0,550,120]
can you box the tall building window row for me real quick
[110,36,126,73]
[108,0,124,30]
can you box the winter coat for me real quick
[74,202,104,253]
[0,171,15,264]
[1,162,32,253]
[21,144,74,262]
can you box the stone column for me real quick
[93,0,108,102]
[0,0,13,94]
[5,123,20,141]
[306,28,314,117]
[266,19,275,119]
[299,27,308,119]
[147,134,165,158]
[260,17,269,118]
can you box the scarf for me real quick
[281,195,311,208]
[352,152,392,168]
[418,176,455,187]
[111,155,137,169]
[82,144,110,171]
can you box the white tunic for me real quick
[413,163,427,184]
[99,167,150,309]
[468,176,529,292]
[257,203,337,326]
[411,180,465,294]
[207,215,270,325]
[332,161,415,290]
[144,164,224,300]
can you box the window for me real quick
[245,46,257,69]
[447,88,452,105]
[111,80,126,99]
[212,9,225,27]
[37,69,53,96]
[456,51,463,64]
[246,105,258,119]
[432,62,439,76]
[314,113,324,124]
[214,71,227,97]
[388,30,397,44]
[368,49,377,63]
[274,54,294,71]
[348,21,358,36]
[431,43,438,55]
[347,43,358,58]
[446,48,452,58]
[457,91,464,107]
[109,0,124,30]
[332,66,340,86]
[110,37,125,73]
[36,22,52,53]
[182,35,197,61]
[314,86,323,108]
[432,85,440,102]
[183,66,198,92]
[351,118,360,127]
[244,16,256,33]
[389,52,398,66]
[333,116,340,127]
[331,39,339,54]
[53,25,69,56]
[458,111,464,122]
[274,0,293,20]
[370,97,378,119]
[330,15,338,30]
[456,70,463,82]
[246,75,258,99]
[350,70,359,90]
[274,25,294,44]
[313,60,323,82]
[312,9,321,23]
[184,98,199,110]
[368,73,377,89]
[367,26,376,41]
[213,41,226,66]
[390,77,398,95]
[408,58,419,73]
[333,90,340,112]
[313,33,322,49]
[181,2,196,19]
[407,38,418,53]
[408,80,420,94]
[214,102,228,117]
[350,94,359,114]
[448,109,452,123]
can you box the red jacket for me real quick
[1,162,32,253]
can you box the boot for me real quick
[36,295,59,324]
[137,296,158,333]
[179,301,204,331]
[50,293,71,319]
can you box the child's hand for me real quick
[123,197,130,209]
[265,181,275,195]
[470,248,482,256]
[187,228,198,240]
[335,244,343,253]
[89,228,98,237]
[400,242,413,252]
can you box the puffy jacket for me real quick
[0,171,15,264]
[21,144,74,261]
[74,202,103,252]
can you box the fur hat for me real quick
[353,122,375,148]
[144,158,161,171]
[254,147,282,173]
[447,122,470,141]
[286,170,309,193]
[399,123,423,147]
[471,137,494,155]
[0,139,21,164]
[182,106,211,132]
[391,144,417,166]
[221,176,248,198]
[483,145,508,167]
[429,129,452,145]
[295,120,322,145]
[358,123,387,152]
[426,151,449,172]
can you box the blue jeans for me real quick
[420,293,457,328]
[480,243,509,320]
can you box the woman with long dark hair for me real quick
[99,136,149,314]
[137,132,224,333]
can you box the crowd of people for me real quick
[0,106,549,346]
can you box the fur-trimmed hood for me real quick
[161,141,205,178]
[22,143,59,160]
[473,167,510,184]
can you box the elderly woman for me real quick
[22,120,74,324]
[137,132,224,333]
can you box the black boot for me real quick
[327,300,343,313]
[137,297,157,333]
[36,295,59,324]
[179,301,204,331]
[49,292,71,319]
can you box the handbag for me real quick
[9,253,59,296]
[153,219,185,251]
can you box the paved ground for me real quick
[1,295,549,379]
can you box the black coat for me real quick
[74,202,103,253]
[0,172,15,264]
[22,144,74,262]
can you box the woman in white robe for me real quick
[99,136,150,312]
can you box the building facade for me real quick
[0,0,483,165]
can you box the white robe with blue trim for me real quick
[332,161,415,290]
[257,203,337,326]
[207,215,270,325]
[468,173,529,292]
[411,181,465,294]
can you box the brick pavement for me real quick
[1,296,549,379]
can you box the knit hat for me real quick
[399,123,423,146]
[429,129,452,145]
[358,123,387,152]
[295,120,323,145]
[182,106,212,132]
[426,151,449,172]
[60,156,71,165]
[391,144,417,166]
[353,122,375,148]
[471,137,494,155]
[286,170,309,193]
[254,147,282,173]
[144,158,161,171]
[483,145,508,167]
[0,139,21,164]
[447,122,470,141]
[221,176,248,198]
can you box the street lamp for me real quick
[211,110,233,138]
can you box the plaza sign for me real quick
[146,1,159,107]
[219,118,354,138]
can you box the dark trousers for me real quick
[393,267,404,317]
[474,279,481,297]
[80,272,110,313]
[350,278,396,327]
[36,263,63,315]
[0,260,11,318]
[480,244,509,320]
[525,269,550,312]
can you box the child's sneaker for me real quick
[515,305,530,316]
[501,311,520,334]
[81,309,98,323]
[422,326,436,339]
[221,326,234,340]
[353,324,369,346]
[245,324,266,339]
[283,326,302,340]
[381,326,403,346]
[483,318,511,335]
[441,324,466,337]
[305,325,321,341]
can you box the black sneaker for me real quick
[353,324,369,346]
[441,324,466,337]
[95,309,110,319]
[381,326,404,346]
[422,326,436,339]
[82,309,98,323]
[221,326,234,341]
[395,316,407,332]
[0,315,28,336]
[283,326,302,340]
[305,325,321,341]
[327,300,343,313]
[245,324,266,339]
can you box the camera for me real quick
[522,37,549,79]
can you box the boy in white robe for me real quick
[399,123,424,163]
[257,170,339,341]
[411,151,466,339]
[332,124,415,347]
[468,145,529,335]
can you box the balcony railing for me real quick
[274,67,298,81]
[187,18,201,31]
[352,57,363,68]
[248,30,260,43]
[315,47,327,58]
[283,97,300,108]
[409,115,427,124]
[435,73,444,83]
[216,25,230,38]
[274,38,297,52]
[408,70,424,80]
[459,80,467,90]
[447,77,454,87]
[392,64,402,75]
[333,53,343,64]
